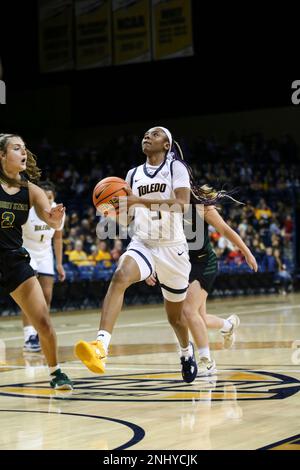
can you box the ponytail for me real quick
[170,139,243,206]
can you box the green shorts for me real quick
[189,250,218,293]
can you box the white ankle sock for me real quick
[97,330,111,354]
[220,319,232,333]
[198,347,211,361]
[49,365,60,375]
[24,326,38,342]
[180,342,193,359]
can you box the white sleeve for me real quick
[172,160,191,190]
[125,168,135,187]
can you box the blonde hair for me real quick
[0,133,41,187]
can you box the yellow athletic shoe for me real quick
[74,340,107,374]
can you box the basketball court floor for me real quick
[1,293,300,450]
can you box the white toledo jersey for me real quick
[126,157,190,247]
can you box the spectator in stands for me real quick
[87,244,98,266]
[63,240,73,263]
[272,238,282,251]
[253,233,266,252]
[70,212,80,228]
[83,234,95,254]
[218,235,235,253]
[283,214,293,242]
[238,218,248,239]
[226,247,244,266]
[269,217,281,236]
[68,227,79,245]
[261,247,277,273]
[95,241,112,267]
[255,198,273,221]
[78,219,91,237]
[273,248,292,294]
[68,240,89,266]
[251,238,265,263]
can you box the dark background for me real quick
[0,1,295,132]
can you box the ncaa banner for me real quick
[75,0,112,69]
[152,0,194,61]
[38,0,74,72]
[113,0,151,65]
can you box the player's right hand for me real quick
[123,185,133,196]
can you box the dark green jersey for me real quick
[0,183,30,250]
[186,203,218,292]
[186,203,216,262]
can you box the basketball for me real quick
[92,176,127,214]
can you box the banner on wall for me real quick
[75,0,112,69]
[38,0,74,72]
[152,0,193,61]
[113,0,151,65]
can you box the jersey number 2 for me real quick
[1,211,15,229]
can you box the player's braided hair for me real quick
[0,133,41,187]
[170,139,242,206]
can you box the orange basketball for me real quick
[92,176,127,214]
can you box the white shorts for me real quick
[26,248,55,276]
[120,238,191,302]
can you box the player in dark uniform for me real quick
[181,195,257,375]
[0,133,73,390]
[188,200,219,296]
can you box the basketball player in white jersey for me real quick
[75,126,198,383]
[22,181,65,352]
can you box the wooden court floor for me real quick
[1,293,300,450]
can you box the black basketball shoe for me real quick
[180,342,198,383]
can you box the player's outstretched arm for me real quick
[203,205,258,272]
[29,182,65,230]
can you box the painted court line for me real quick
[1,319,167,342]
[1,304,300,343]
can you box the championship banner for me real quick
[113,0,151,65]
[75,0,112,69]
[38,0,74,72]
[152,0,194,61]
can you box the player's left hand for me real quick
[245,253,258,272]
[45,203,65,223]
[56,263,66,282]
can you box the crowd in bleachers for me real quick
[32,131,299,294]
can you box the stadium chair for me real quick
[94,262,115,282]
[78,265,95,281]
